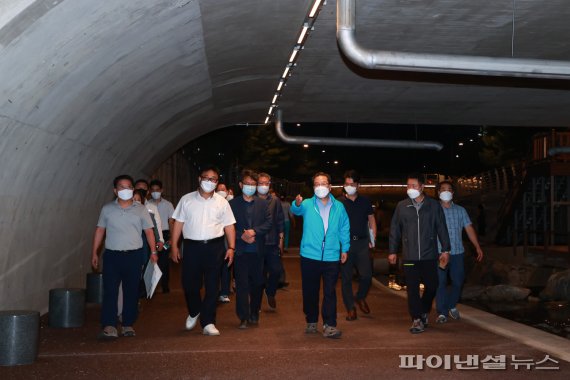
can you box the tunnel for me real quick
[1,0,570,341]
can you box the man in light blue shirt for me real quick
[436,181,484,324]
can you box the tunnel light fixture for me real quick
[272,94,278,104]
[264,116,270,124]
[303,144,309,148]
[268,105,275,115]
[289,46,301,63]
[277,80,284,92]
[309,0,323,18]
[297,24,309,44]
[282,65,291,79]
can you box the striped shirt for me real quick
[438,202,471,255]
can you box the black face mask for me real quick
[139,189,148,198]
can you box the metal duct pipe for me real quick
[548,147,570,156]
[337,0,570,80]
[274,110,443,151]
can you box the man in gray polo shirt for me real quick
[91,174,157,340]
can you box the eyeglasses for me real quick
[201,176,219,183]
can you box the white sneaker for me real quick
[218,295,230,303]
[202,323,220,336]
[185,313,200,330]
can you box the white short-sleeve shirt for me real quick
[172,191,236,240]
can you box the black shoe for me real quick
[162,288,170,294]
[267,296,277,310]
[420,313,429,328]
[346,308,357,321]
[248,316,259,326]
[238,320,248,329]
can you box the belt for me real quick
[352,235,368,241]
[184,236,224,244]
[107,248,141,253]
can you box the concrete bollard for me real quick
[48,288,85,328]
[0,310,40,366]
[86,272,103,304]
[373,258,390,275]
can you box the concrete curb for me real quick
[371,277,570,363]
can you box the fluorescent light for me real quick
[277,81,284,91]
[289,47,300,63]
[282,66,290,79]
[297,24,309,44]
[264,116,270,124]
[309,0,322,18]
[303,144,309,148]
[272,94,278,104]
[268,105,274,114]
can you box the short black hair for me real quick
[312,171,331,185]
[113,174,134,188]
[437,180,455,192]
[343,169,360,183]
[407,172,425,185]
[241,169,258,182]
[149,179,163,189]
[134,178,149,187]
[200,164,220,177]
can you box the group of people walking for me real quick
[91,166,483,340]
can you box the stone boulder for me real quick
[540,270,570,302]
[480,284,531,302]
[460,285,486,300]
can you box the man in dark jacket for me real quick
[388,173,451,334]
[229,170,272,329]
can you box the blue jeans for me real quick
[436,254,465,315]
[300,256,340,327]
[101,248,144,327]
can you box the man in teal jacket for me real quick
[291,172,350,339]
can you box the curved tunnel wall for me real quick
[0,0,307,312]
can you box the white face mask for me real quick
[117,189,133,201]
[200,180,217,193]
[257,185,270,195]
[314,186,330,199]
[242,185,256,197]
[217,191,228,199]
[226,194,234,201]
[344,185,357,196]
[151,191,161,200]
[439,191,453,202]
[407,188,421,200]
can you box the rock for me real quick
[528,296,541,303]
[481,284,531,302]
[461,285,486,300]
[539,269,570,302]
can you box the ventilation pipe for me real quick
[337,0,570,80]
[274,110,443,151]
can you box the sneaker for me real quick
[409,319,425,334]
[98,326,118,340]
[202,324,220,336]
[185,313,200,330]
[322,325,342,339]
[436,314,448,324]
[420,313,429,328]
[248,315,259,326]
[121,326,136,337]
[305,322,318,334]
[238,320,248,329]
[218,295,230,303]
[267,295,277,310]
[449,308,460,320]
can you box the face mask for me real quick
[200,180,216,193]
[344,185,357,196]
[151,191,161,200]
[217,191,227,199]
[439,191,453,202]
[226,194,234,201]
[117,189,133,201]
[138,189,148,198]
[257,185,269,195]
[242,185,256,197]
[314,186,330,199]
[407,189,421,199]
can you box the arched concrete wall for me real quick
[0,0,307,312]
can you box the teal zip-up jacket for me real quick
[291,195,350,262]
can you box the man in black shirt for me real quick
[340,170,377,321]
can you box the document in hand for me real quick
[143,259,163,299]
[369,228,375,248]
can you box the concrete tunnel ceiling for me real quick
[1,0,570,311]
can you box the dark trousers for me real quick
[220,259,231,296]
[234,251,264,321]
[340,238,372,310]
[263,244,283,297]
[402,259,439,320]
[157,230,171,292]
[101,248,144,327]
[300,256,340,327]
[181,239,224,328]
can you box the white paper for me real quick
[369,228,375,248]
[143,259,163,299]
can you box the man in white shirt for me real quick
[149,179,175,293]
[170,166,236,336]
